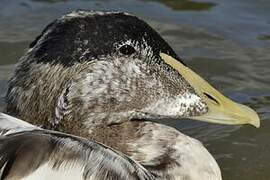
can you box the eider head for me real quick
[7,10,260,132]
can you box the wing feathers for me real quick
[0,113,154,180]
[0,113,38,136]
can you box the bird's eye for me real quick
[119,45,136,55]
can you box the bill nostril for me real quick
[203,92,219,105]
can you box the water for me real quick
[0,0,270,179]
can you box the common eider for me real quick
[2,10,260,180]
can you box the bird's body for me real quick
[2,10,259,180]
[0,113,221,180]
[0,113,155,180]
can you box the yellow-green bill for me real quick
[160,53,260,128]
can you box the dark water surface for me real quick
[0,0,270,179]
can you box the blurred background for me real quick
[0,0,270,179]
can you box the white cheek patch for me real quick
[142,92,206,117]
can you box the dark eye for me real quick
[119,45,136,55]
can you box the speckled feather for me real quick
[0,113,221,180]
[0,113,155,180]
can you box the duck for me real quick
[2,10,260,179]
